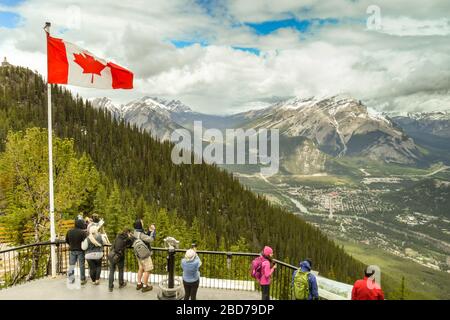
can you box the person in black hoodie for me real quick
[108,228,134,292]
[66,218,88,285]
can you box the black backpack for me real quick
[108,235,126,263]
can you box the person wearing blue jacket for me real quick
[181,249,202,300]
[292,259,319,300]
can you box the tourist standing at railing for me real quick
[66,218,88,285]
[108,228,133,292]
[82,226,104,285]
[351,266,385,300]
[259,246,277,300]
[87,214,111,246]
[146,223,157,240]
[133,219,155,293]
[292,259,319,300]
[181,248,202,300]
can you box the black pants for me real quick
[108,257,125,289]
[183,280,199,300]
[261,285,270,300]
[87,259,102,282]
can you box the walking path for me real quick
[0,276,261,300]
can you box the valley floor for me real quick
[337,240,450,300]
[231,165,450,300]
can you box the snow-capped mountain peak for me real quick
[121,96,170,115]
[270,95,391,125]
[92,96,193,116]
[91,97,122,118]
[150,97,192,113]
[242,94,420,164]
[390,109,450,139]
[406,110,450,121]
[91,96,193,141]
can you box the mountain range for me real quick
[92,95,450,172]
[0,65,368,292]
[3,65,449,299]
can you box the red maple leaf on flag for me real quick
[73,53,106,84]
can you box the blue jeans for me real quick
[68,250,86,282]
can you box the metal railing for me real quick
[0,241,53,287]
[0,241,351,299]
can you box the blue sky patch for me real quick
[0,11,20,28]
[0,0,24,6]
[171,39,209,48]
[245,18,339,35]
[232,46,260,56]
[195,0,219,16]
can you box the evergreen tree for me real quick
[104,182,125,237]
[0,66,366,285]
[0,128,99,244]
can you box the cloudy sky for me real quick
[0,0,449,114]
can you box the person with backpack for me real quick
[351,266,385,300]
[133,219,156,293]
[66,218,88,285]
[251,246,277,300]
[181,249,202,300]
[108,228,133,292]
[81,226,104,285]
[292,259,319,300]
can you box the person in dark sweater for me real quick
[108,228,134,292]
[66,218,88,285]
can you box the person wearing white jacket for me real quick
[87,214,110,245]
[82,226,104,285]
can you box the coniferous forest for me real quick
[0,65,366,285]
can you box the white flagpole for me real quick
[45,22,57,278]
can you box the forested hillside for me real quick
[0,65,365,284]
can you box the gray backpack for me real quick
[132,237,151,260]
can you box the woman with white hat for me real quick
[181,248,202,300]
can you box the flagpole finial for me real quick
[44,22,51,33]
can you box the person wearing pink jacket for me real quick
[259,246,277,300]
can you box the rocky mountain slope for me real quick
[240,95,422,165]
[391,111,450,138]
[92,96,188,140]
[93,94,424,167]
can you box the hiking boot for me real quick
[142,285,153,293]
[136,283,143,290]
[80,279,87,285]
[119,281,127,289]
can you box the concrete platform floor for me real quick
[0,276,261,300]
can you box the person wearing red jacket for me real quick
[352,266,385,300]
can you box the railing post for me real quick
[226,252,232,270]
[54,241,60,275]
[167,247,175,289]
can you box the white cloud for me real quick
[227,0,450,22]
[0,0,449,114]
[380,17,450,36]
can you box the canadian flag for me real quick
[47,33,133,89]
